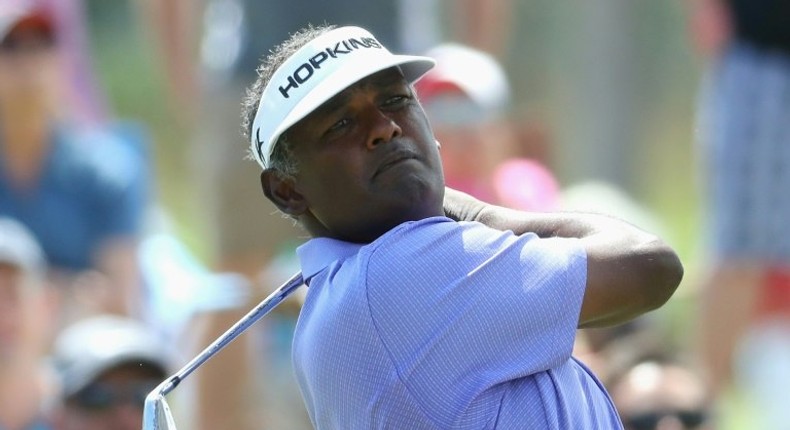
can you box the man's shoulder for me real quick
[369,216,518,258]
[373,216,488,244]
[363,217,585,291]
[366,217,472,259]
[362,217,519,282]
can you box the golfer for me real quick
[242,24,683,429]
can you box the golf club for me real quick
[142,271,304,430]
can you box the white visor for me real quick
[250,26,435,169]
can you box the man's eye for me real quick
[383,95,409,107]
[327,118,350,133]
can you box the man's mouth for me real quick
[374,151,418,178]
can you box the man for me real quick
[49,315,171,430]
[0,217,55,430]
[138,4,424,427]
[242,24,683,428]
[607,353,712,430]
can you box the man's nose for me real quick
[365,109,402,149]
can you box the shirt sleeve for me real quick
[364,218,587,417]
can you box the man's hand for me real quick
[443,187,486,222]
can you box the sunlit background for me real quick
[85,0,701,262]
[57,0,768,427]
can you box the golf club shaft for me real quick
[160,272,304,396]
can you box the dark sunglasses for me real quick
[70,380,161,412]
[623,409,708,430]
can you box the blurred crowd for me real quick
[0,0,787,429]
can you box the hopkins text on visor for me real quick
[277,37,383,99]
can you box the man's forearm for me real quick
[444,187,645,241]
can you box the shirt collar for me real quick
[296,237,364,282]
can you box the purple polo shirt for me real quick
[293,216,623,429]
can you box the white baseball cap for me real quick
[250,26,435,169]
[414,43,511,124]
[53,315,172,397]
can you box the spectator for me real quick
[0,0,149,320]
[688,0,790,425]
[605,344,713,430]
[414,42,560,212]
[49,315,171,430]
[0,217,57,430]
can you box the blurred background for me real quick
[88,0,710,425]
[2,0,787,429]
[64,0,712,424]
[91,0,703,266]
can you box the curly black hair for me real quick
[240,24,336,176]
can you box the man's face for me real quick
[57,363,163,430]
[276,67,445,243]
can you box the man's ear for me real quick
[260,170,308,216]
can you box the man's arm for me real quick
[444,188,684,328]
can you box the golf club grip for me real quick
[161,272,304,395]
